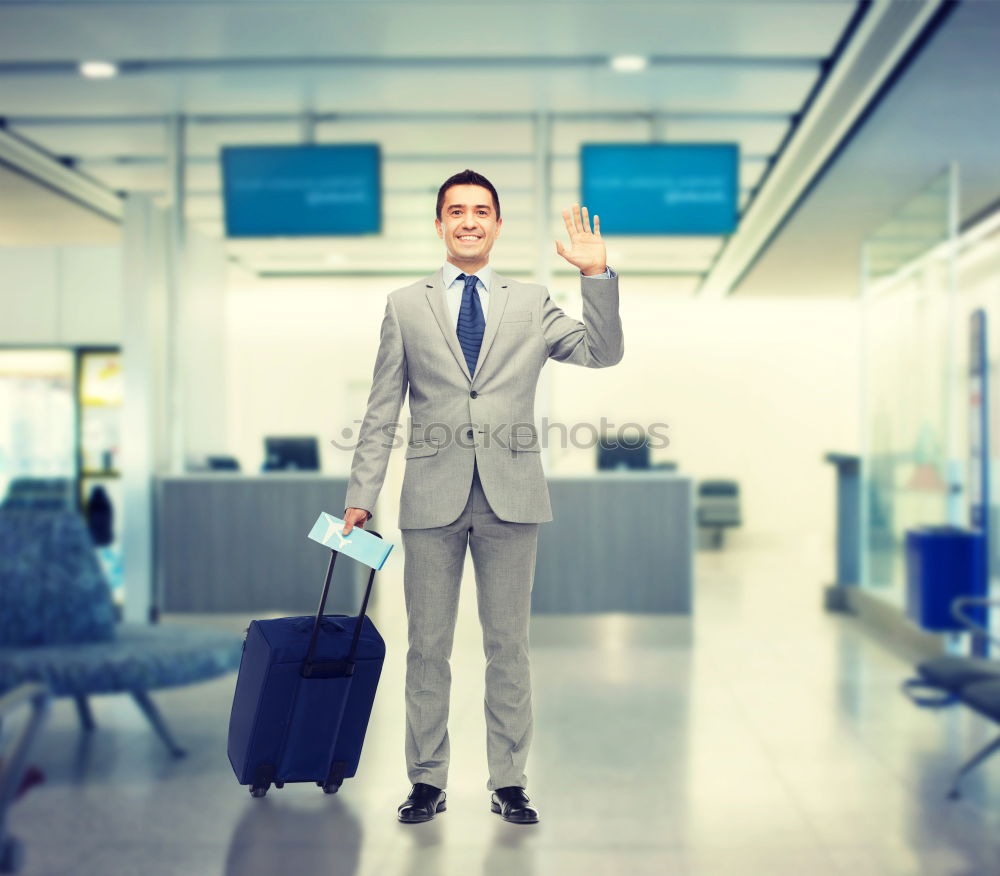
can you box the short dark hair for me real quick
[435,169,501,221]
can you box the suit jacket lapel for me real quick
[424,269,472,382]
[474,273,510,379]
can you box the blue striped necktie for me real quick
[456,273,485,377]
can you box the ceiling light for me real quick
[610,55,648,73]
[79,61,118,79]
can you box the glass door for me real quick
[77,348,124,604]
[0,348,76,505]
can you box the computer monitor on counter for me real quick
[263,436,320,472]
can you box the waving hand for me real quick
[555,204,607,276]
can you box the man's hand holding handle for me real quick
[342,507,371,535]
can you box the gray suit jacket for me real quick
[345,268,624,529]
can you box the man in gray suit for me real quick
[342,169,623,824]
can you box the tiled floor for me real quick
[6,540,1000,875]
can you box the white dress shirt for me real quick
[442,261,494,326]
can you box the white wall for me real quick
[224,270,861,547]
[548,283,860,547]
[0,245,861,547]
[0,234,229,470]
[223,270,391,475]
[0,245,122,345]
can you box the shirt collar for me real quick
[442,262,493,293]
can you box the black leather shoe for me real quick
[490,786,539,824]
[397,783,446,823]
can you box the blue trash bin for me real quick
[905,526,987,632]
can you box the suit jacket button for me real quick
[470,391,478,399]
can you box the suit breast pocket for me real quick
[501,310,532,324]
[499,311,533,337]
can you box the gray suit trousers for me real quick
[401,461,539,791]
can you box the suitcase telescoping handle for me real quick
[301,529,382,680]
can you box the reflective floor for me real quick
[7,540,1000,875]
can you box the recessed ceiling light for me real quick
[610,55,648,73]
[79,61,118,79]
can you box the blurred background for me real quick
[1,1,1000,874]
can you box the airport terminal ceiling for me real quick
[0,0,862,290]
[1,1,980,297]
[733,0,1000,298]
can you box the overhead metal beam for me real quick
[0,53,822,77]
[4,108,796,126]
[0,122,123,222]
[248,267,707,280]
[67,152,774,167]
[178,184,755,199]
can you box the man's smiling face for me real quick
[435,183,502,271]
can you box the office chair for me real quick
[696,480,742,549]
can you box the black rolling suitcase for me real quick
[227,532,386,797]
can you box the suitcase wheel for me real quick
[322,782,341,795]
[250,785,268,798]
[274,782,284,789]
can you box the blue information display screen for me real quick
[581,143,739,234]
[222,144,381,237]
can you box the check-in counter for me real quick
[533,472,693,614]
[157,470,693,617]
[156,474,363,614]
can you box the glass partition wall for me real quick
[955,210,1000,605]
[860,167,960,607]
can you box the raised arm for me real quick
[544,204,624,367]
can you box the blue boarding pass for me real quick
[307,512,394,570]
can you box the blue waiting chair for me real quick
[902,596,1000,799]
[0,507,242,757]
